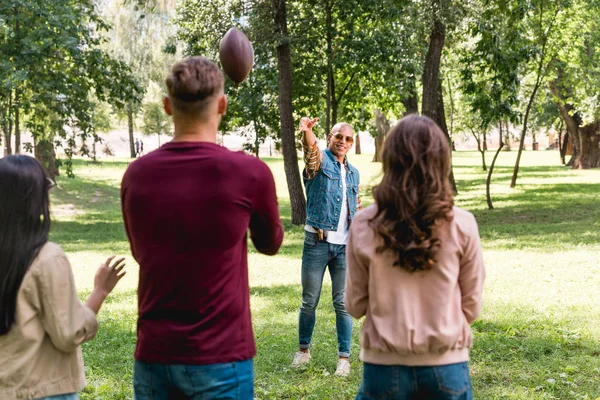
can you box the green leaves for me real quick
[142,101,171,137]
[0,0,141,156]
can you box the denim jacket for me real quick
[304,148,360,231]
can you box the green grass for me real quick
[48,150,600,399]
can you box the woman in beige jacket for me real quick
[345,115,485,399]
[0,155,126,400]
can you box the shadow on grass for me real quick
[251,284,363,399]
[454,165,580,192]
[470,183,600,249]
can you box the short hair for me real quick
[165,57,224,118]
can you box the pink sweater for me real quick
[345,205,485,366]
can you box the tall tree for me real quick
[421,0,458,192]
[142,101,172,147]
[0,0,140,176]
[546,0,600,168]
[273,0,307,224]
[461,0,536,195]
[102,0,176,158]
[510,0,563,187]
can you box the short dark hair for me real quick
[0,156,51,334]
[165,56,224,118]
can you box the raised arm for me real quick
[299,117,322,180]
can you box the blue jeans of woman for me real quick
[357,362,472,400]
[133,359,253,400]
[298,231,352,357]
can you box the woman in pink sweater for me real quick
[345,115,485,399]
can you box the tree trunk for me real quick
[421,16,444,120]
[559,131,568,165]
[471,129,487,171]
[556,118,564,164]
[373,108,390,162]
[504,124,511,150]
[510,94,534,187]
[401,77,419,115]
[550,80,600,169]
[486,127,504,210]
[273,0,307,225]
[510,70,545,187]
[575,122,600,168]
[421,11,457,193]
[128,102,136,158]
[550,82,600,169]
[35,138,58,181]
[2,94,12,155]
[435,80,458,193]
[14,88,21,154]
[253,120,260,158]
[447,77,454,141]
[355,133,361,154]
[482,130,488,151]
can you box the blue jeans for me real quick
[298,231,352,357]
[357,362,472,400]
[36,394,79,400]
[133,359,254,400]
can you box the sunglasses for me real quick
[333,133,354,144]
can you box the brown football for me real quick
[219,27,254,84]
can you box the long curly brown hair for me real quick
[369,114,454,272]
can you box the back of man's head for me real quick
[165,57,224,120]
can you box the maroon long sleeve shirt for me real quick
[121,141,283,365]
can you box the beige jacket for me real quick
[345,206,485,366]
[0,243,98,400]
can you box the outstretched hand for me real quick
[93,256,126,296]
[299,117,319,132]
[86,255,126,314]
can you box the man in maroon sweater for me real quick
[121,57,283,399]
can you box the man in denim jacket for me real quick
[292,117,362,377]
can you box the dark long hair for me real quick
[369,115,454,272]
[0,156,51,334]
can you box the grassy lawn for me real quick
[48,150,600,400]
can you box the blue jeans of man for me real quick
[298,231,352,357]
[133,359,253,400]
[357,362,473,400]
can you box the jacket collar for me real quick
[323,148,353,172]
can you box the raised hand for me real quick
[93,256,126,296]
[86,255,126,314]
[299,117,319,132]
